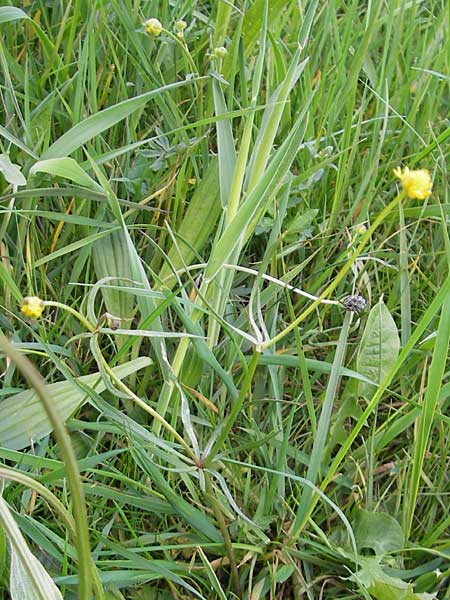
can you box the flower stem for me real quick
[0,334,102,599]
[261,191,405,351]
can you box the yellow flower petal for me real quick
[394,166,432,200]
[21,296,45,319]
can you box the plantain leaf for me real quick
[352,558,437,600]
[0,495,63,599]
[0,7,30,24]
[353,509,404,556]
[0,154,26,186]
[92,230,135,320]
[41,79,201,160]
[0,357,151,450]
[30,158,102,191]
[357,298,400,398]
[158,160,221,289]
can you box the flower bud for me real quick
[144,18,162,37]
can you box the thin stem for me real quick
[204,351,259,467]
[0,334,98,600]
[205,473,241,596]
[44,301,95,332]
[164,262,339,305]
[261,191,405,350]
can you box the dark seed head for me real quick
[341,294,366,313]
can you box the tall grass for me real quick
[0,1,449,598]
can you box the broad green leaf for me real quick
[41,79,202,160]
[30,158,102,191]
[357,298,400,398]
[353,510,404,556]
[0,495,63,600]
[0,154,26,186]
[33,227,118,267]
[352,558,437,600]
[0,7,30,24]
[92,230,135,321]
[158,160,221,289]
[0,357,151,450]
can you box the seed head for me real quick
[393,166,432,200]
[341,295,366,313]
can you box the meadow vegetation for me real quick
[0,1,449,598]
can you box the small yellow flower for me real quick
[21,296,45,319]
[144,18,162,37]
[175,20,187,32]
[393,166,432,200]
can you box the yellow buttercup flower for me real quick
[393,166,432,200]
[21,296,45,319]
[144,18,162,36]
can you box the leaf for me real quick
[357,298,400,398]
[30,158,102,191]
[352,558,437,600]
[0,357,151,450]
[353,509,405,556]
[158,160,221,289]
[0,7,30,24]
[204,106,309,281]
[212,79,236,207]
[92,230,135,320]
[41,79,201,160]
[0,495,63,599]
[0,154,26,186]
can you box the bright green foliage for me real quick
[0,0,449,598]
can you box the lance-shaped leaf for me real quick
[0,357,151,450]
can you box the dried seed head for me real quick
[341,295,366,313]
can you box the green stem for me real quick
[0,467,76,538]
[0,334,99,600]
[204,351,259,467]
[261,191,405,351]
[95,340,195,460]
[205,473,241,596]
[44,301,95,333]
[290,311,353,539]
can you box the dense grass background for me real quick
[0,0,449,598]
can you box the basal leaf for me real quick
[0,357,151,450]
[353,509,404,557]
[357,298,400,398]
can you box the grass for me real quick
[0,0,449,598]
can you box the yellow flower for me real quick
[21,296,45,319]
[144,18,162,36]
[393,166,432,200]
